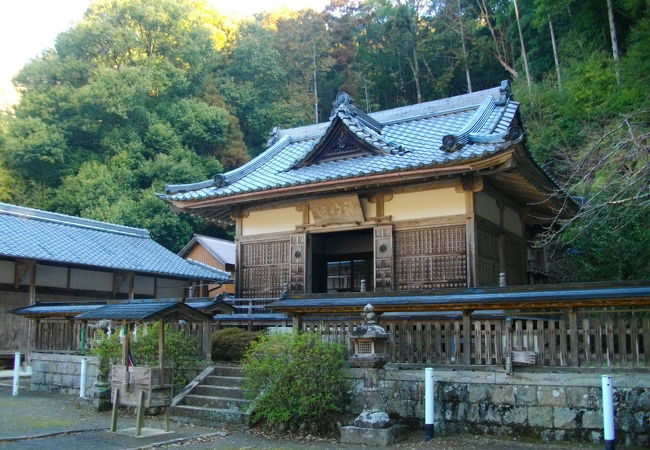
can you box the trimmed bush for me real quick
[243,331,348,433]
[211,327,259,362]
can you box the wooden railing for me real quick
[305,310,650,368]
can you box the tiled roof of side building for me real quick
[0,202,232,281]
[161,83,520,202]
[178,234,236,266]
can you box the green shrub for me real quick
[90,322,202,388]
[211,327,259,362]
[243,331,348,433]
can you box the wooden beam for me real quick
[272,296,650,314]
[292,314,304,333]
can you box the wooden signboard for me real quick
[111,365,173,408]
[309,195,365,225]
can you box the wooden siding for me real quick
[186,246,226,271]
[476,218,526,287]
[239,240,290,298]
[393,225,467,290]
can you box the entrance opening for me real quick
[311,229,373,293]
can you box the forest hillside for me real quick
[0,0,647,281]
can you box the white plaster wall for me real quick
[156,278,187,298]
[134,275,155,296]
[69,268,112,292]
[384,187,465,221]
[0,260,14,284]
[242,207,302,236]
[36,264,68,289]
[475,191,500,225]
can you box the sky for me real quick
[0,0,330,109]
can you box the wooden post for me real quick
[505,318,513,374]
[159,319,165,369]
[128,272,135,300]
[292,314,304,333]
[67,318,75,351]
[110,388,119,432]
[121,322,130,366]
[568,309,579,367]
[202,320,212,362]
[164,407,171,432]
[26,263,36,362]
[463,310,472,365]
[135,389,145,436]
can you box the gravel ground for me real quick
[0,386,611,450]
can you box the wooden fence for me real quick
[305,310,650,368]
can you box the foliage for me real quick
[211,327,260,362]
[0,0,648,278]
[90,322,203,387]
[242,332,348,432]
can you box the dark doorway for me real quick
[311,229,373,293]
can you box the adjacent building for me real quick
[0,202,231,356]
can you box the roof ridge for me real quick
[0,202,149,238]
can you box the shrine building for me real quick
[160,81,575,298]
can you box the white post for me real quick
[499,272,507,287]
[602,375,615,450]
[12,352,21,396]
[79,357,88,398]
[424,367,434,441]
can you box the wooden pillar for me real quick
[568,309,579,367]
[462,310,472,365]
[159,319,165,369]
[67,318,75,351]
[202,320,212,362]
[26,263,36,362]
[128,272,135,300]
[292,314,304,333]
[121,322,130,366]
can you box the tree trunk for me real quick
[513,0,532,89]
[458,0,472,93]
[476,0,518,78]
[313,48,319,123]
[606,0,621,85]
[549,19,562,90]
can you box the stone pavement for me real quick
[0,386,612,450]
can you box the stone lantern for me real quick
[340,304,405,446]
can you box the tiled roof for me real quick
[74,301,211,321]
[161,82,520,202]
[0,202,231,281]
[178,234,236,266]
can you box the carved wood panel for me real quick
[394,225,467,289]
[289,233,307,294]
[374,225,394,291]
[240,240,289,298]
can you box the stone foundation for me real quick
[345,367,650,447]
[30,352,98,395]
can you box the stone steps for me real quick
[170,365,249,426]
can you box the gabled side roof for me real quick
[178,234,236,266]
[0,202,231,281]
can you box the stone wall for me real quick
[346,366,650,447]
[30,352,99,395]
